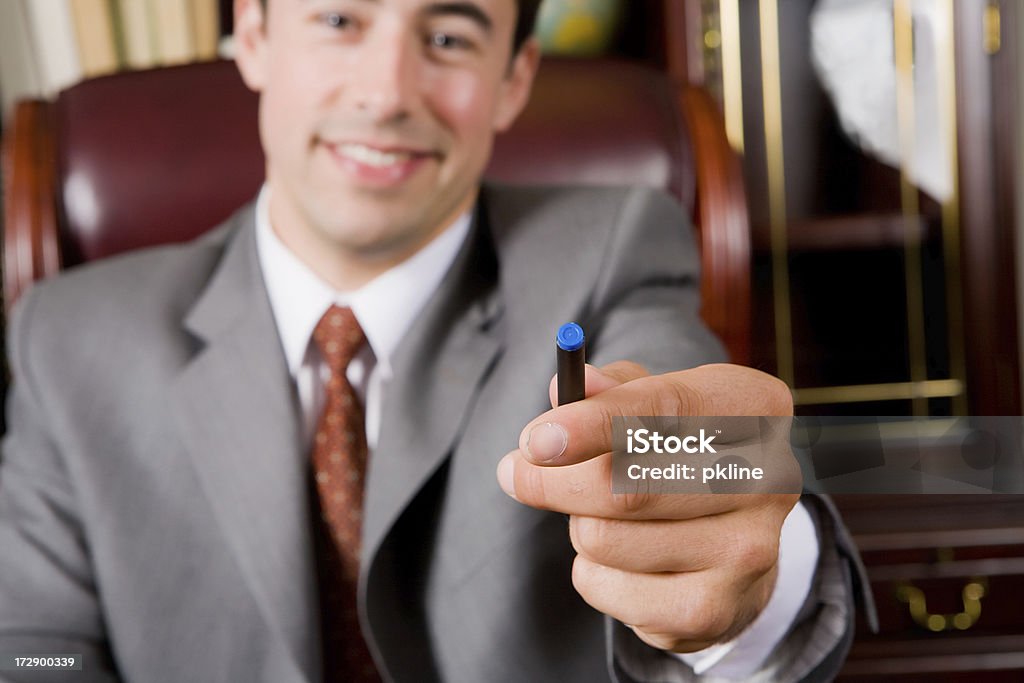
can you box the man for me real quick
[0,0,870,681]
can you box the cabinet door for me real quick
[677,0,1021,417]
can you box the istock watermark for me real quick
[611,416,1024,495]
[626,428,719,454]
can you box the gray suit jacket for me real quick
[0,185,870,682]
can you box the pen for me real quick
[556,322,586,406]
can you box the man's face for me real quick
[234,0,539,280]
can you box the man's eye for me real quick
[428,32,471,50]
[319,13,353,29]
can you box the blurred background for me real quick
[1,0,1021,418]
[2,0,1023,680]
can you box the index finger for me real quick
[498,448,753,519]
[546,361,651,408]
[519,364,793,467]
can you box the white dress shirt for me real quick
[255,187,471,451]
[254,185,819,678]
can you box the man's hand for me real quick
[496,362,800,653]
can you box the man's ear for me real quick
[234,0,269,92]
[493,37,542,133]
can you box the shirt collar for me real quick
[254,184,472,380]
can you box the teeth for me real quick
[337,143,412,167]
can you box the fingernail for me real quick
[526,422,568,462]
[496,455,517,500]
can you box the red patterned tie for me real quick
[310,305,380,683]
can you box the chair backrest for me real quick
[2,58,750,363]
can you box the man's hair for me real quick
[256,0,542,54]
[511,0,543,54]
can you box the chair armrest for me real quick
[3,100,62,316]
[680,86,751,366]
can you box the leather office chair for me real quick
[2,58,750,363]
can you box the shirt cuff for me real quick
[671,499,820,678]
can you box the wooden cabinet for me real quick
[656,0,1021,417]
[835,496,1024,680]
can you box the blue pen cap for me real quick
[557,322,585,352]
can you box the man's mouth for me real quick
[335,142,415,168]
[321,140,439,187]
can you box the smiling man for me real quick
[245,0,536,291]
[0,0,868,682]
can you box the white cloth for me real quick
[254,184,819,678]
[810,0,953,202]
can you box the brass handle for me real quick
[895,578,988,632]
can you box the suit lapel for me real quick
[166,196,506,680]
[362,201,504,574]
[170,208,317,682]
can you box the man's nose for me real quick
[347,28,418,122]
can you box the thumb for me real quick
[547,361,650,408]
